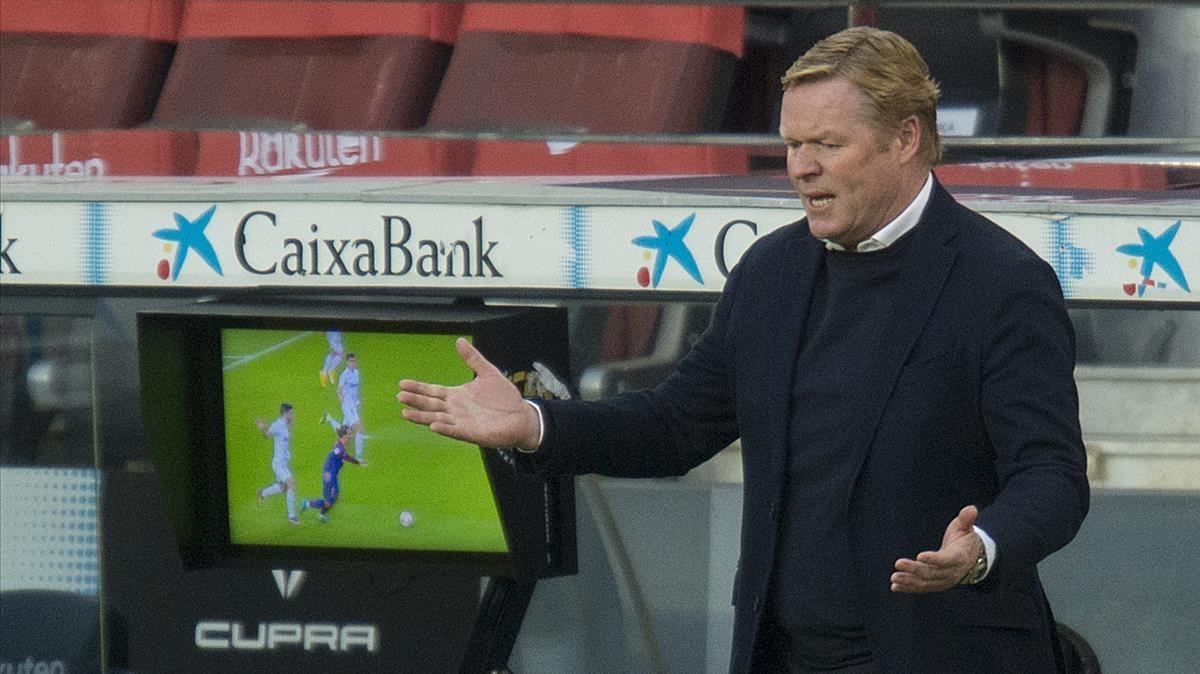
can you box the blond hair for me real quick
[782,27,942,166]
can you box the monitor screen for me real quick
[138,302,575,579]
[221,328,508,554]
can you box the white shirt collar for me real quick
[823,172,934,252]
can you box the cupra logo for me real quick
[1116,220,1190,297]
[272,569,306,600]
[631,213,704,288]
[152,205,224,280]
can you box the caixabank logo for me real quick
[151,206,505,282]
[152,205,224,281]
[1116,220,1191,298]
[631,213,705,288]
[630,213,761,289]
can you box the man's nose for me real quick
[788,149,820,179]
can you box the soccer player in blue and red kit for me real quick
[301,424,365,522]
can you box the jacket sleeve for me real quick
[519,261,746,479]
[975,258,1090,580]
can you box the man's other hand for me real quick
[890,505,982,593]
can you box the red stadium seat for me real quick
[467,140,748,177]
[1023,54,1088,136]
[0,0,183,130]
[427,5,746,362]
[984,11,1136,137]
[599,305,663,362]
[152,1,463,131]
[780,8,1131,138]
[427,3,744,135]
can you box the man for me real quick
[255,402,299,525]
[323,352,367,461]
[319,330,345,387]
[398,27,1088,673]
[301,424,365,523]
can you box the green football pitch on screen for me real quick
[221,328,509,554]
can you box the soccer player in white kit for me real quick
[255,402,299,525]
[319,330,345,387]
[322,353,367,461]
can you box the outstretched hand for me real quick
[397,338,541,451]
[890,505,983,593]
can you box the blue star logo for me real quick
[632,213,704,288]
[152,205,223,280]
[1116,220,1190,297]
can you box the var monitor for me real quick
[138,301,575,580]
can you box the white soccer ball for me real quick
[399,510,414,528]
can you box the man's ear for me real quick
[896,115,921,163]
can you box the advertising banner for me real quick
[1,195,1197,303]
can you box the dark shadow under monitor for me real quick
[138,301,575,580]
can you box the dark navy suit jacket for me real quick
[530,181,1089,672]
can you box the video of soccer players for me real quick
[220,328,509,555]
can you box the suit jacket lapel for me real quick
[848,183,961,472]
[763,226,825,475]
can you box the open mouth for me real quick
[807,194,834,209]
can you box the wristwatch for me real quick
[958,536,989,585]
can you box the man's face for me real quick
[779,77,916,249]
[347,356,357,370]
[282,409,293,425]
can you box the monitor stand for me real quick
[460,576,537,673]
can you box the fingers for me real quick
[890,557,960,593]
[952,505,978,531]
[397,377,468,442]
[404,410,473,443]
[400,405,448,426]
[399,406,431,423]
[398,375,454,427]
[395,339,496,406]
[939,504,979,549]
[399,400,477,445]
[397,378,446,398]
[455,337,502,378]
[396,388,447,410]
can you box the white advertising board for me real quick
[1,187,1196,303]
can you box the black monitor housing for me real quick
[138,301,575,580]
